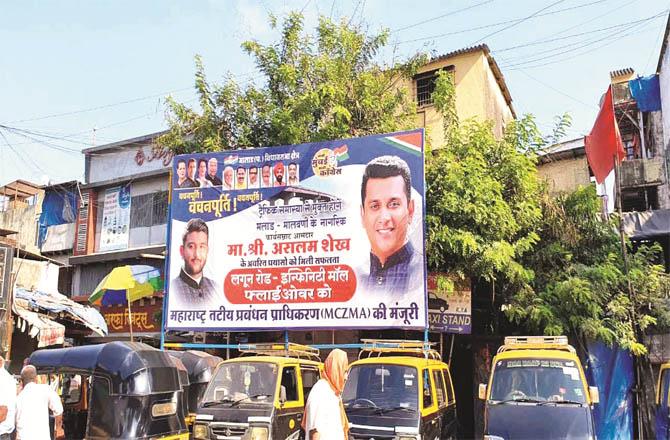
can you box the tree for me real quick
[160,12,426,153]
[505,185,670,438]
[425,72,543,297]
[506,185,670,355]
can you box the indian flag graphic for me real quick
[380,131,423,156]
[223,154,238,165]
[334,145,349,162]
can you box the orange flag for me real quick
[585,85,625,183]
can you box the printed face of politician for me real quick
[177,162,186,180]
[180,231,208,277]
[224,167,234,187]
[237,168,246,185]
[188,161,197,180]
[208,159,218,177]
[361,175,414,265]
[262,166,271,185]
[249,167,259,185]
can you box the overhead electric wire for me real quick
[0,127,49,176]
[492,13,658,55]
[9,87,193,124]
[472,0,568,44]
[8,68,260,125]
[518,70,598,110]
[397,0,610,44]
[501,14,665,69]
[392,0,494,33]
[496,18,647,65]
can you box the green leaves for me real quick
[508,185,670,356]
[161,12,420,154]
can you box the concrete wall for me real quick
[0,197,42,254]
[402,50,515,149]
[537,156,591,195]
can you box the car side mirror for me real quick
[589,386,599,404]
[280,385,287,404]
[478,383,487,400]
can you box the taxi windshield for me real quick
[342,364,418,411]
[489,358,587,403]
[203,362,277,404]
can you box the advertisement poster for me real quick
[165,129,426,330]
[99,186,131,251]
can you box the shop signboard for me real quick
[165,130,426,330]
[99,186,131,251]
[102,302,161,334]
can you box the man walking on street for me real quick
[304,349,349,440]
[15,365,63,440]
[0,355,16,440]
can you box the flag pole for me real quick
[614,150,646,438]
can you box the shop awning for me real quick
[14,287,108,336]
[14,304,65,348]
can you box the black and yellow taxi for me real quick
[192,343,323,440]
[343,339,458,440]
[479,336,600,440]
[656,361,670,439]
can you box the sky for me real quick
[1,0,667,185]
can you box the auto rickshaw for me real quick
[167,350,223,427]
[342,339,458,440]
[29,341,189,440]
[656,361,670,439]
[192,343,322,440]
[168,353,192,430]
[479,336,599,440]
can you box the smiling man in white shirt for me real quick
[15,365,63,440]
[0,355,16,440]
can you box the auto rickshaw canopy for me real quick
[29,341,182,396]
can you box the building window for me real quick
[414,66,454,107]
[130,191,168,228]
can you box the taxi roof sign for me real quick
[239,342,320,360]
[499,335,575,354]
[359,339,441,360]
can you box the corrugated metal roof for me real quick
[538,137,585,162]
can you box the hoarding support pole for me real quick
[127,297,134,342]
[284,330,289,350]
[160,171,173,352]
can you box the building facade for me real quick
[68,132,172,342]
[406,44,516,148]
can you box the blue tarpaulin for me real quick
[38,189,77,248]
[585,340,634,440]
[629,75,662,112]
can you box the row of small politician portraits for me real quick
[175,157,300,190]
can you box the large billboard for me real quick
[165,130,426,330]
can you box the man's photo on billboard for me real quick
[359,155,421,294]
[170,218,220,309]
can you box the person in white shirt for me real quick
[0,355,16,440]
[304,349,349,440]
[15,365,64,440]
